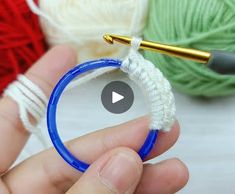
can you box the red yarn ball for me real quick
[0,0,47,93]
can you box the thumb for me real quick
[66,147,143,194]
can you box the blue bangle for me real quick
[47,58,159,172]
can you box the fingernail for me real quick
[99,152,140,193]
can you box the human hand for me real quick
[0,45,189,194]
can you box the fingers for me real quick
[136,158,189,194]
[67,147,142,194]
[0,45,76,174]
[2,117,179,194]
[66,117,179,164]
[146,120,180,159]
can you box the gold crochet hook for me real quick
[103,34,211,64]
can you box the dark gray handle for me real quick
[207,50,235,75]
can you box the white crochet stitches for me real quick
[121,38,176,131]
[4,75,49,147]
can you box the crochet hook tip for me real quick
[103,34,131,45]
[103,34,114,44]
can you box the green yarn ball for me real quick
[144,0,235,97]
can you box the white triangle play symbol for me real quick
[112,91,124,104]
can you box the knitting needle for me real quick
[103,34,235,74]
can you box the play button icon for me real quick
[101,81,134,114]
[112,91,124,104]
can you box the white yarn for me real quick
[26,0,149,88]
[65,67,116,91]
[26,0,148,62]
[121,38,176,131]
[4,75,49,147]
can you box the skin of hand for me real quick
[0,45,189,194]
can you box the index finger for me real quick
[0,45,76,175]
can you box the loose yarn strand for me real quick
[4,75,49,148]
[65,67,115,91]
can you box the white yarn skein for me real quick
[27,0,148,62]
[121,38,176,131]
[26,0,149,89]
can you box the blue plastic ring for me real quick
[47,58,159,172]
